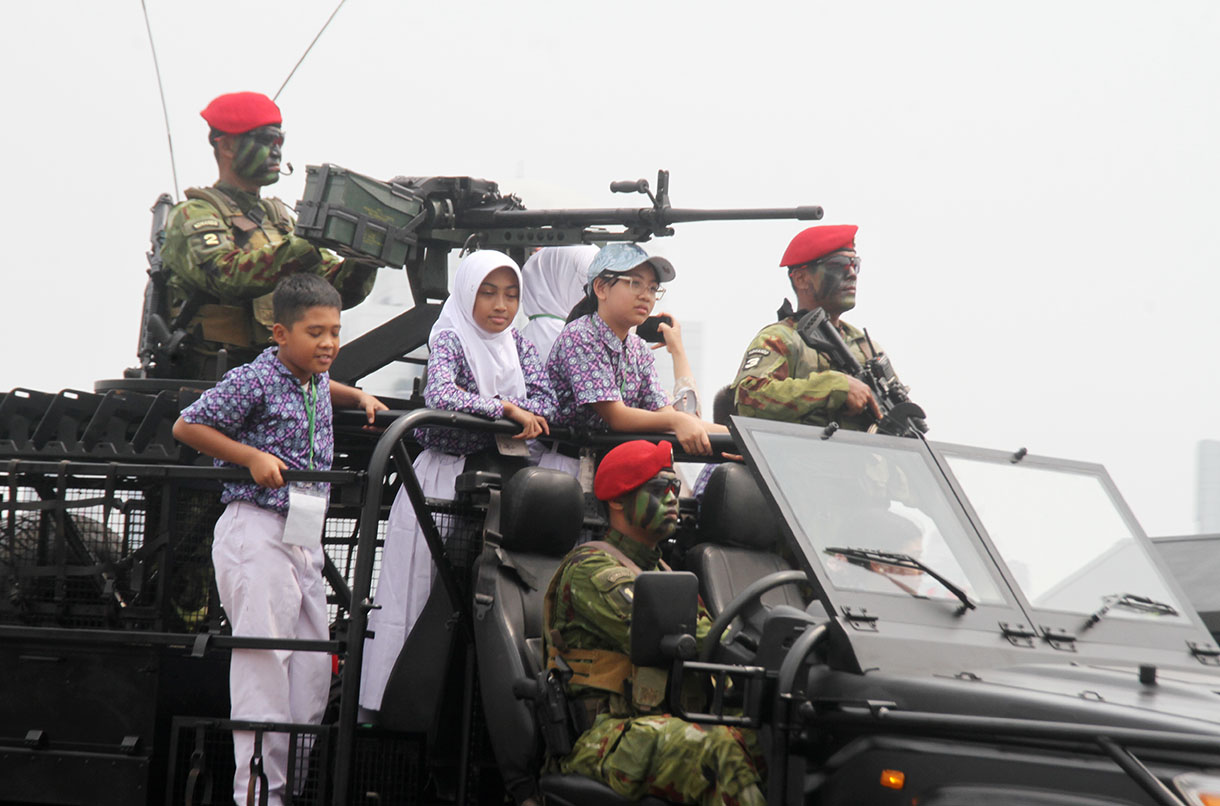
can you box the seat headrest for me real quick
[500,467,584,557]
[697,463,780,550]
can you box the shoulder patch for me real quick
[742,347,770,371]
[591,566,635,592]
[190,218,225,232]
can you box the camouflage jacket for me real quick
[732,315,892,430]
[545,530,711,718]
[161,182,375,357]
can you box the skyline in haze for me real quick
[2,1,1218,537]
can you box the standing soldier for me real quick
[733,224,903,430]
[545,440,765,806]
[160,91,375,380]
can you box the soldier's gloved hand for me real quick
[844,377,882,419]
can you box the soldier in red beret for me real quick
[731,224,909,430]
[543,440,766,805]
[158,91,376,380]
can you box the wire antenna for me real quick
[140,0,180,199]
[274,0,349,102]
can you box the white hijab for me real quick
[520,245,600,358]
[429,250,526,399]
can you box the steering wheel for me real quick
[699,569,811,662]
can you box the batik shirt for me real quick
[416,329,556,456]
[181,346,333,515]
[546,313,670,433]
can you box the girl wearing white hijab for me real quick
[360,250,555,714]
[520,244,600,360]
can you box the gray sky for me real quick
[2,1,1218,537]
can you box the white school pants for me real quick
[212,501,330,806]
[536,447,580,479]
[359,449,465,712]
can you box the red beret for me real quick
[780,224,859,268]
[594,440,674,501]
[200,92,282,135]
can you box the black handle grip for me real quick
[610,179,648,193]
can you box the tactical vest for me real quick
[544,540,700,720]
[176,186,295,349]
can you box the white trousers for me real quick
[212,501,330,806]
[359,449,465,712]
[536,449,580,479]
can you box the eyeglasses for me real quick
[641,475,682,498]
[812,254,861,276]
[245,127,285,148]
[610,275,666,300]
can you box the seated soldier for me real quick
[543,440,765,806]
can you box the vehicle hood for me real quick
[809,661,1220,735]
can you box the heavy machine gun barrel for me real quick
[457,205,824,229]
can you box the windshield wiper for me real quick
[824,546,976,612]
[1083,592,1179,630]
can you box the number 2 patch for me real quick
[201,232,221,247]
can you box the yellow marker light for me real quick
[880,769,905,790]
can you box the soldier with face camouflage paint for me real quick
[160,92,375,380]
[543,440,766,806]
[732,224,909,431]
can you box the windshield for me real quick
[750,430,1004,606]
[944,455,1189,624]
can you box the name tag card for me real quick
[283,483,328,549]
[495,434,530,457]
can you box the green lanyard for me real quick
[302,377,317,470]
[527,313,565,322]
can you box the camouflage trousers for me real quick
[559,713,766,806]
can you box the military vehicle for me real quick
[5,165,1220,806]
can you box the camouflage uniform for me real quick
[733,315,891,431]
[161,182,375,379]
[545,530,766,806]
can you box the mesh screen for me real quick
[0,469,488,635]
[348,731,423,805]
[167,718,332,805]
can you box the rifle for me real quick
[128,193,184,378]
[794,307,928,437]
[295,167,824,384]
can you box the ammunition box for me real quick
[295,164,425,268]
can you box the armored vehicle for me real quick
[5,168,1220,806]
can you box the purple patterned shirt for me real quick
[181,346,334,515]
[693,463,716,499]
[546,313,670,432]
[417,329,556,455]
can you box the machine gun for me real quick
[128,193,184,378]
[294,166,823,384]
[795,307,928,437]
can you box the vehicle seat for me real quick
[687,463,807,616]
[471,466,668,806]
